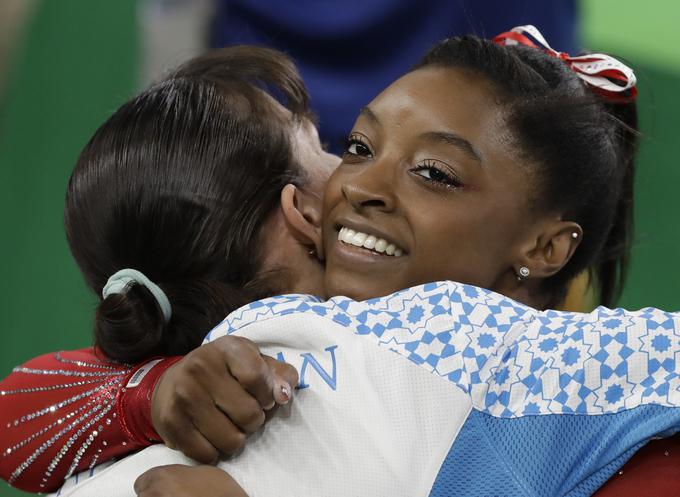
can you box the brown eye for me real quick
[411,161,462,189]
[343,137,373,158]
[414,167,448,182]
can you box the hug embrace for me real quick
[1,25,678,497]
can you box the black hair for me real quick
[65,46,311,363]
[414,36,638,308]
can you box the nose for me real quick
[341,162,396,212]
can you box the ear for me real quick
[280,183,324,259]
[517,221,583,279]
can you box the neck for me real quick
[491,271,551,311]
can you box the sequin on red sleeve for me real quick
[0,349,146,492]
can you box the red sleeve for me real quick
[0,348,182,493]
[593,435,680,497]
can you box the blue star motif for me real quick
[603,318,621,330]
[652,335,671,353]
[477,333,496,349]
[407,305,425,324]
[561,346,581,366]
[605,384,624,404]
[539,338,558,352]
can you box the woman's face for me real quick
[322,66,540,300]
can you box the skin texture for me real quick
[323,67,581,308]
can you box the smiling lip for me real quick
[331,237,406,266]
[330,219,407,264]
[334,219,406,252]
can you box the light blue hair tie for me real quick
[102,269,172,324]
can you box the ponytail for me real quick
[593,98,639,307]
[95,283,165,364]
[414,35,640,308]
[95,279,259,364]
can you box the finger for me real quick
[264,403,279,422]
[134,466,166,494]
[157,386,221,464]
[176,363,258,450]
[262,356,299,405]
[193,410,247,455]
[223,337,278,410]
[164,416,220,464]
[177,346,267,440]
[134,465,185,496]
[207,373,266,434]
[133,471,150,494]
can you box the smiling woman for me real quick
[324,34,636,312]
[324,67,546,302]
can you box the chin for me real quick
[324,275,400,301]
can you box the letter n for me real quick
[298,345,338,391]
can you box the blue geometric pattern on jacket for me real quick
[206,281,680,417]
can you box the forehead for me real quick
[368,67,509,152]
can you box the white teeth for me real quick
[351,232,367,246]
[340,228,356,244]
[374,239,387,253]
[363,235,377,250]
[337,226,404,257]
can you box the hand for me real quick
[134,464,248,497]
[151,336,299,463]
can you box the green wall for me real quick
[0,1,679,495]
[581,0,680,310]
[0,2,137,494]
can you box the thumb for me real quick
[262,355,299,405]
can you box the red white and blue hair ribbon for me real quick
[492,25,637,102]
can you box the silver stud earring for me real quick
[571,232,579,239]
[517,266,530,281]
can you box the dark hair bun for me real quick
[94,283,165,364]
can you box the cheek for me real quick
[322,168,344,211]
[321,170,348,232]
[408,203,519,286]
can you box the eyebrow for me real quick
[419,131,482,164]
[359,106,381,126]
[359,106,481,164]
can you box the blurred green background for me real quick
[0,1,679,495]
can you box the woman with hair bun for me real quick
[0,44,337,491]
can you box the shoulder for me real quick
[204,282,459,343]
